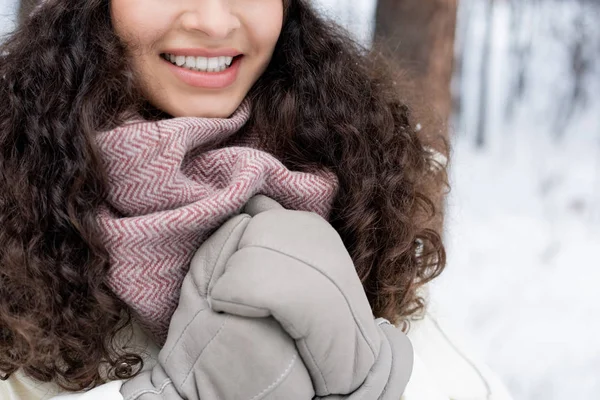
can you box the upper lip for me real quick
[162,48,242,57]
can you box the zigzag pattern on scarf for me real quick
[95,99,338,342]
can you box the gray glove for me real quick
[120,195,413,399]
[119,209,314,400]
[209,196,413,399]
[317,319,414,399]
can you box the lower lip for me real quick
[163,55,242,89]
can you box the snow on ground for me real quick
[431,133,600,400]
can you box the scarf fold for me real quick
[94,99,338,342]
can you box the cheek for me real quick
[242,0,284,53]
[110,0,167,55]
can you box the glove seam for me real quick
[242,244,378,359]
[378,326,395,399]
[123,378,173,400]
[162,307,211,364]
[202,215,251,297]
[248,354,298,400]
[162,216,247,366]
[180,315,231,388]
[299,338,329,395]
[209,297,302,339]
[208,297,329,393]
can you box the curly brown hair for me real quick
[0,0,448,392]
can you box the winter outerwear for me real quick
[94,99,337,341]
[402,310,514,400]
[0,312,514,399]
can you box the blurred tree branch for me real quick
[476,0,494,148]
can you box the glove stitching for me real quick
[162,307,210,364]
[248,354,298,400]
[244,244,378,359]
[202,215,251,297]
[209,296,328,393]
[209,297,302,338]
[299,338,329,395]
[377,326,395,399]
[123,378,173,400]
[180,315,231,388]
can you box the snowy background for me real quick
[0,0,16,38]
[2,0,599,399]
[434,2,600,399]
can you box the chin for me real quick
[164,95,244,119]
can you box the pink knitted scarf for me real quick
[95,99,338,342]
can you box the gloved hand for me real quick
[119,210,314,400]
[120,195,413,400]
[316,319,414,399]
[209,196,414,399]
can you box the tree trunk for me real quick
[375,0,458,129]
[476,0,494,148]
[374,0,458,233]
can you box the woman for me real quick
[0,0,448,398]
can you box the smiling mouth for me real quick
[160,53,243,73]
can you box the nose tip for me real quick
[181,6,241,39]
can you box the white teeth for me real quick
[185,56,196,68]
[197,56,208,70]
[165,53,236,72]
[207,57,219,70]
